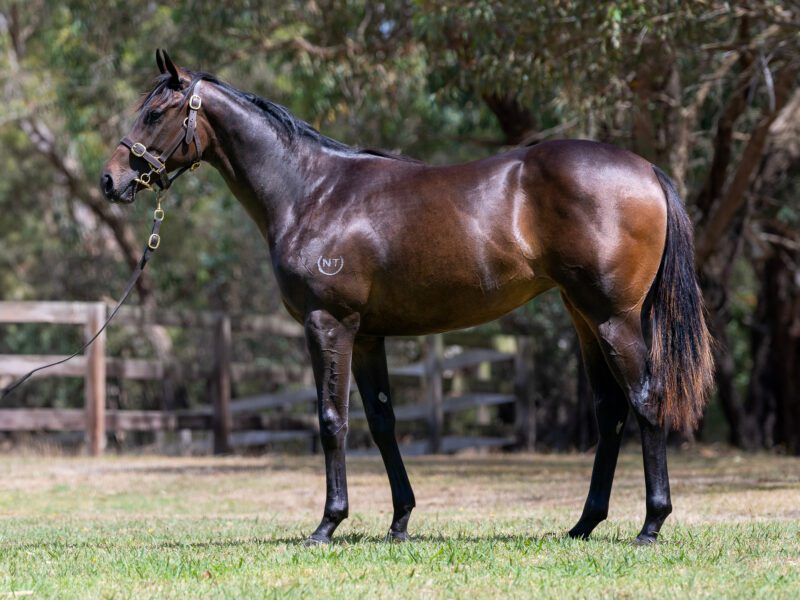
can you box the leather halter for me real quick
[119,79,203,191]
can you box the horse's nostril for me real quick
[101,172,114,197]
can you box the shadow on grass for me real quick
[0,530,650,552]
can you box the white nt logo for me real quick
[317,256,344,276]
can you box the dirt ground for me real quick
[1,446,798,528]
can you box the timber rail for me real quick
[0,301,534,456]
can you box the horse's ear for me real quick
[161,49,181,86]
[156,48,166,74]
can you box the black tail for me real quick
[647,166,714,431]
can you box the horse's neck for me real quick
[202,83,336,244]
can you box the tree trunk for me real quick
[746,227,800,453]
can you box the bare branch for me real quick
[670,23,784,188]
[696,60,800,267]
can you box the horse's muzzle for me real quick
[100,171,136,204]
[100,171,115,199]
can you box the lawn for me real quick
[0,448,798,598]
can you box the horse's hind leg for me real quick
[592,312,672,544]
[563,296,629,539]
[352,335,416,541]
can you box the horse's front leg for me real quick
[304,309,360,544]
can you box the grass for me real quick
[0,448,798,598]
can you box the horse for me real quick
[101,50,713,545]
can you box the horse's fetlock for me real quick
[582,503,608,524]
[647,496,672,520]
[325,504,349,523]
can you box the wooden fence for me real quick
[0,301,533,456]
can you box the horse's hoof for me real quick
[304,534,331,547]
[386,530,410,543]
[633,533,657,546]
[567,526,591,540]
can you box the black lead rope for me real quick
[1,204,165,400]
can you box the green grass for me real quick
[0,449,798,598]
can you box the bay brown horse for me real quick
[101,51,713,545]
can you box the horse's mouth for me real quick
[108,181,137,204]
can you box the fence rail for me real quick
[0,301,532,456]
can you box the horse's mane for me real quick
[139,71,421,163]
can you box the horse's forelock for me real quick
[137,71,208,112]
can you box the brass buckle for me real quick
[153,208,165,222]
[138,172,151,185]
[190,162,201,171]
[131,142,146,157]
[189,94,202,110]
[147,233,161,250]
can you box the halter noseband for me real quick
[119,79,204,191]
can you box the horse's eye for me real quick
[145,110,163,125]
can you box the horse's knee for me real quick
[319,406,348,446]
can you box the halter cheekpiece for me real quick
[119,79,204,191]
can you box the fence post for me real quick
[213,313,233,454]
[84,302,106,456]
[423,334,444,454]
[514,335,536,450]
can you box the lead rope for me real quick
[1,193,166,399]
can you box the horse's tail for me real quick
[647,166,714,431]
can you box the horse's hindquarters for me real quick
[525,140,668,324]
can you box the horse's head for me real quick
[101,49,207,203]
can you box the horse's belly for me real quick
[359,272,552,336]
